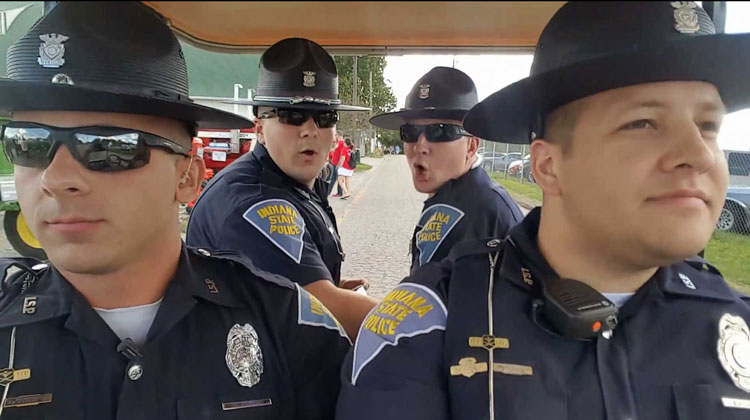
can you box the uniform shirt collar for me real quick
[498,207,737,304]
[426,167,486,204]
[0,244,246,336]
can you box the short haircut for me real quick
[541,100,582,155]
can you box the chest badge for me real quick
[226,324,264,389]
[717,314,750,393]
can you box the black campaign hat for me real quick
[464,1,750,144]
[229,37,369,111]
[0,2,253,129]
[370,66,478,130]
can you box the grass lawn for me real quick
[489,174,750,294]
[490,174,542,208]
[0,122,12,175]
[705,231,750,294]
[355,162,372,172]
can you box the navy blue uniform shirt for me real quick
[187,145,344,286]
[0,246,349,419]
[337,208,750,420]
[410,166,523,273]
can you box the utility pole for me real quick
[352,56,359,105]
[368,71,374,155]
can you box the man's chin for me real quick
[45,245,115,275]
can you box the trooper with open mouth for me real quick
[0,3,351,419]
[187,37,379,341]
[369,66,523,274]
[338,2,750,419]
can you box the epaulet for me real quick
[0,257,49,307]
[684,255,722,277]
[446,237,507,263]
[187,247,296,291]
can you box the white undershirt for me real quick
[94,299,163,346]
[602,292,635,308]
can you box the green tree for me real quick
[333,56,397,151]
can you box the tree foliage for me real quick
[333,56,397,143]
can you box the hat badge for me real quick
[225,323,264,388]
[37,33,69,68]
[717,313,750,393]
[671,2,700,34]
[418,83,430,99]
[303,70,316,88]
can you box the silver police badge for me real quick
[303,71,316,88]
[418,83,430,99]
[37,33,69,68]
[225,323,264,388]
[717,314,750,393]
[671,2,700,34]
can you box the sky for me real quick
[383,2,750,151]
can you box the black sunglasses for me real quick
[1,122,190,172]
[400,123,472,143]
[259,108,339,129]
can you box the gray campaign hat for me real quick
[0,2,253,129]
[370,67,478,130]
[464,1,750,144]
[228,37,369,111]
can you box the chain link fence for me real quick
[477,140,535,184]
[720,150,750,237]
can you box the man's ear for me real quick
[176,155,206,204]
[530,139,562,197]
[467,136,480,161]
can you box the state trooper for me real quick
[369,67,523,273]
[336,2,750,419]
[187,38,379,340]
[0,3,349,419]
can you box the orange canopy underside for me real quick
[143,1,564,54]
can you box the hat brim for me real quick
[0,81,254,129]
[464,32,750,144]
[224,98,370,112]
[369,108,470,130]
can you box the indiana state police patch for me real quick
[296,284,350,342]
[243,199,305,263]
[415,204,464,266]
[351,283,447,385]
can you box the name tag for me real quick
[722,397,750,410]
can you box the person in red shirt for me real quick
[337,138,355,199]
[332,136,350,197]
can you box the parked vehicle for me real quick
[186,128,255,213]
[482,152,522,172]
[726,149,750,187]
[717,186,750,234]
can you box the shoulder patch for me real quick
[351,282,447,385]
[243,199,305,263]
[415,204,465,266]
[296,284,350,343]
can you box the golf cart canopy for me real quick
[142,1,566,54]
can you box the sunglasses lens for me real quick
[425,124,462,142]
[276,109,309,126]
[74,130,149,172]
[315,111,339,129]
[399,125,422,143]
[2,125,54,168]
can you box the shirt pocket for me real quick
[493,375,568,420]
[673,384,750,420]
[177,392,278,420]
